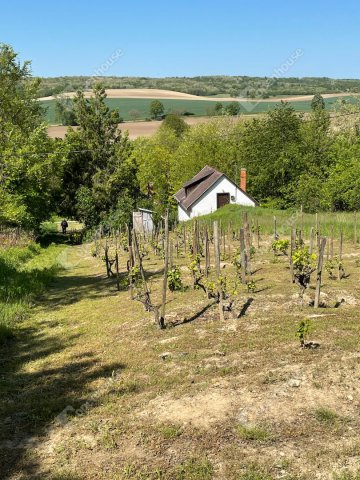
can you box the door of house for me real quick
[217,193,230,209]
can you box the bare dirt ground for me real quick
[47,116,253,140]
[39,88,353,103]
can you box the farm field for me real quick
[40,89,354,124]
[38,89,353,103]
[1,206,360,479]
[46,116,257,140]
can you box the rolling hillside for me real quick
[37,74,360,98]
[40,88,354,124]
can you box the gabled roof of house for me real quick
[174,165,258,210]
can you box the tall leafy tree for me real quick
[149,100,165,119]
[311,93,325,111]
[61,85,138,226]
[0,44,63,229]
[159,114,189,137]
[133,127,180,215]
[238,102,303,207]
[324,134,360,211]
[0,43,43,136]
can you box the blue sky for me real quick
[1,0,360,78]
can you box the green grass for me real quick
[196,203,360,241]
[0,242,64,343]
[40,96,351,124]
[333,471,360,480]
[236,466,274,480]
[314,407,339,425]
[236,425,272,442]
[174,457,214,480]
[159,423,182,439]
[120,457,213,480]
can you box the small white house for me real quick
[174,165,257,221]
[133,208,154,233]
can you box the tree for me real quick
[172,118,238,190]
[311,93,325,111]
[159,114,189,137]
[128,109,141,121]
[224,101,241,116]
[214,102,223,115]
[149,100,165,119]
[0,43,64,229]
[133,128,178,215]
[60,85,138,227]
[237,102,303,207]
[0,43,43,136]
[55,96,77,126]
[324,135,360,210]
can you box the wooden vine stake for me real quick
[127,226,135,300]
[104,239,109,277]
[183,224,187,256]
[314,237,327,308]
[205,227,210,277]
[115,231,120,291]
[159,210,169,329]
[338,229,343,281]
[330,226,334,259]
[169,240,173,269]
[309,227,314,255]
[289,228,295,283]
[243,212,251,275]
[239,228,247,284]
[273,216,277,240]
[354,221,357,245]
[315,213,320,249]
[213,221,224,321]
[133,230,159,321]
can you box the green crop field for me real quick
[40,96,352,124]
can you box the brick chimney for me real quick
[240,168,247,192]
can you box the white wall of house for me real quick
[178,176,255,221]
[178,204,191,221]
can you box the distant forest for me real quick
[37,75,360,98]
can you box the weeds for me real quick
[237,425,272,442]
[159,423,182,439]
[314,407,338,425]
[174,457,213,480]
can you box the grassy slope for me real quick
[1,228,360,479]
[200,204,360,241]
[0,243,65,343]
[40,96,350,124]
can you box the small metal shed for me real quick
[132,208,154,234]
